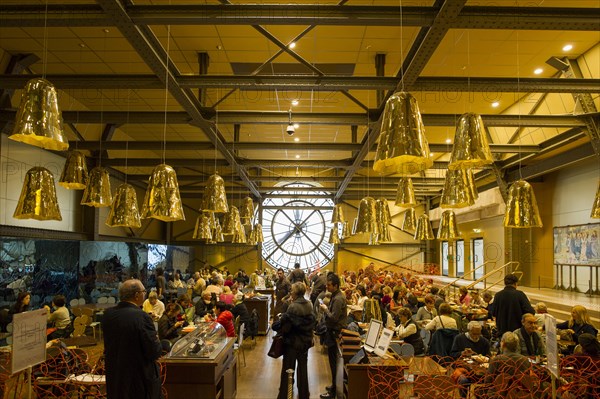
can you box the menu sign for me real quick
[544,313,559,379]
[11,309,47,374]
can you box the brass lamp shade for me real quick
[414,214,435,240]
[213,217,225,242]
[201,173,229,214]
[341,221,350,239]
[13,167,62,221]
[437,210,460,240]
[59,151,88,190]
[395,177,417,207]
[141,164,185,221]
[376,198,392,225]
[328,228,340,244]
[503,180,543,228]
[448,113,494,170]
[239,197,254,220]
[355,197,380,235]
[440,168,477,208]
[591,180,600,219]
[373,92,433,175]
[105,183,141,228]
[81,167,112,208]
[232,218,247,244]
[378,224,392,243]
[10,78,69,151]
[192,213,213,241]
[331,204,346,223]
[223,206,240,235]
[351,217,358,236]
[246,225,256,245]
[402,207,417,231]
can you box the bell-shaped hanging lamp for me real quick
[10,78,69,151]
[351,217,359,236]
[246,224,256,245]
[331,204,346,223]
[106,183,141,228]
[369,233,380,246]
[213,217,225,242]
[440,168,477,208]
[13,166,62,221]
[239,197,254,220]
[414,214,435,240]
[395,177,417,207]
[141,164,185,221]
[201,173,229,214]
[59,151,88,190]
[437,210,460,240]
[376,198,392,225]
[254,224,264,243]
[448,113,494,170]
[373,92,432,175]
[81,166,112,208]
[328,227,340,244]
[192,213,213,241]
[402,207,417,231]
[378,224,392,243]
[584,179,599,218]
[232,218,247,244]
[355,197,379,235]
[503,180,543,228]
[341,221,350,239]
[222,206,240,235]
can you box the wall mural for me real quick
[553,223,600,265]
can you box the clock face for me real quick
[261,187,334,272]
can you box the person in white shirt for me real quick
[142,291,165,321]
[425,303,458,331]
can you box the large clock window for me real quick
[261,184,334,272]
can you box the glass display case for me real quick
[166,322,227,360]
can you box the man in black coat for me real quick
[491,273,535,336]
[103,279,163,399]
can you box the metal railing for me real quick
[442,260,521,298]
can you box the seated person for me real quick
[176,294,195,324]
[533,302,547,329]
[44,295,71,340]
[414,295,437,328]
[469,290,485,308]
[557,305,598,351]
[425,303,458,331]
[158,303,185,342]
[230,293,251,330]
[212,301,235,337]
[195,291,216,318]
[457,286,471,307]
[575,333,600,358]
[451,321,490,358]
[219,286,235,305]
[395,307,425,355]
[513,313,545,357]
[142,291,165,322]
[484,332,532,384]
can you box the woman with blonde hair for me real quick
[557,305,598,345]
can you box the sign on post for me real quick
[544,313,559,379]
[11,309,47,374]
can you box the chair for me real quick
[72,315,89,338]
[420,329,431,352]
[399,343,415,357]
[97,297,108,304]
[106,296,116,304]
[233,323,246,372]
[69,298,79,308]
[78,298,86,305]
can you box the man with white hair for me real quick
[513,313,546,357]
[142,291,165,321]
[484,332,532,383]
[450,321,491,358]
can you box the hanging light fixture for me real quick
[503,180,543,228]
[222,206,240,235]
[13,166,62,221]
[254,223,264,243]
[59,151,88,190]
[591,180,600,218]
[328,227,340,244]
[192,213,213,241]
[81,166,112,207]
[376,198,392,243]
[201,173,229,214]
[213,217,225,242]
[395,177,417,208]
[437,210,460,240]
[231,216,247,244]
[105,183,141,228]
[373,92,432,175]
[448,113,494,170]
[141,164,185,222]
[10,78,69,151]
[341,221,350,239]
[246,224,256,245]
[351,217,359,236]
[440,168,477,208]
[402,207,417,231]
[331,204,346,223]
[414,214,435,240]
[355,197,379,235]
[239,196,254,221]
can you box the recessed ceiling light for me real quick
[289,42,296,49]
[445,138,452,144]
[293,123,299,129]
[295,154,300,159]
[562,44,573,52]
[429,153,434,157]
[294,137,299,142]
[534,68,543,75]
[491,101,500,108]
[291,99,299,106]
[473,228,482,233]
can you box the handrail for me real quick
[465,261,521,292]
[440,260,496,293]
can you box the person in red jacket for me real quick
[214,301,236,337]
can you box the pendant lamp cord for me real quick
[399,0,404,92]
[162,24,171,165]
[516,0,522,180]
[42,0,49,78]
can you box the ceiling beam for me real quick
[3,4,597,30]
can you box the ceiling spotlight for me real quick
[491,101,500,108]
[294,137,300,142]
[289,42,296,49]
[286,109,295,135]
[295,154,300,159]
[293,123,299,129]
[429,153,434,157]
[534,68,543,75]
[562,44,573,52]
[291,99,299,106]
[445,138,452,144]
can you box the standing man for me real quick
[103,279,162,399]
[319,273,347,399]
[274,268,292,318]
[491,273,534,336]
[288,262,308,286]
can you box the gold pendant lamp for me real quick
[328,227,340,244]
[81,167,112,208]
[448,113,494,170]
[355,197,379,235]
[503,180,543,228]
[105,183,141,228]
[369,233,380,246]
[376,198,392,225]
[254,223,264,243]
[591,180,600,218]
[437,210,460,240]
[239,197,254,222]
[213,216,225,242]
[201,173,229,214]
[193,212,213,241]
[141,164,185,222]
[59,151,88,190]
[351,217,359,236]
[331,204,346,224]
[402,207,417,231]
[440,168,477,208]
[10,78,69,151]
[414,214,434,240]
[341,221,350,239]
[232,217,247,244]
[222,206,239,235]
[395,177,417,208]
[373,91,432,175]
[13,166,62,221]
[246,224,256,245]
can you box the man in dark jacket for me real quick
[273,282,316,399]
[491,274,534,336]
[103,279,162,399]
[288,262,308,285]
[274,268,292,318]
